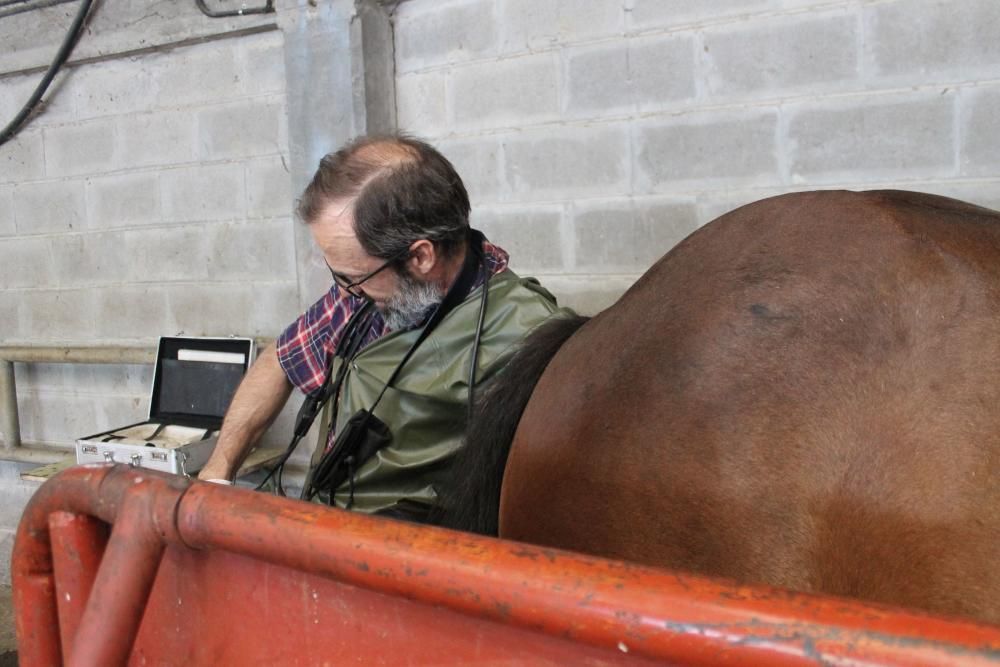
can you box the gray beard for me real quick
[381,270,443,331]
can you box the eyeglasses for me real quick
[328,246,411,298]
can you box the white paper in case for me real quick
[177,349,246,364]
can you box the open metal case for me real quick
[75,336,255,476]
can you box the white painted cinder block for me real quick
[151,42,245,109]
[204,218,297,283]
[634,109,781,192]
[396,71,449,136]
[572,197,699,273]
[0,185,14,236]
[12,180,87,234]
[0,237,54,289]
[87,172,162,229]
[626,34,699,110]
[627,0,780,30]
[236,30,288,97]
[121,226,213,284]
[959,85,1000,177]
[0,131,45,184]
[48,231,121,287]
[435,135,505,203]
[14,362,152,397]
[702,11,860,98]
[72,58,159,120]
[16,389,149,448]
[116,110,199,170]
[786,93,957,183]
[197,100,287,161]
[0,70,76,128]
[501,123,632,201]
[472,204,566,273]
[94,285,171,341]
[245,155,294,219]
[865,0,1000,83]
[497,0,624,54]
[564,34,697,116]
[165,279,299,339]
[249,281,306,336]
[395,0,498,72]
[0,290,18,341]
[14,289,98,343]
[165,282,256,338]
[451,53,560,130]
[160,163,246,223]
[43,119,118,178]
[564,42,634,117]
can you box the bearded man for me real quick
[197,134,570,522]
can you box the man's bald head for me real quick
[297,135,471,261]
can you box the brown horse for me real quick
[440,189,1000,626]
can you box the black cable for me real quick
[254,433,301,494]
[255,383,332,494]
[0,0,95,147]
[276,446,287,495]
[467,259,489,420]
[261,302,377,497]
[195,0,273,18]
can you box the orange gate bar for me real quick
[12,464,1000,665]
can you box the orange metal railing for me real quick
[12,464,1000,665]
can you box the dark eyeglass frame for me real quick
[328,246,412,298]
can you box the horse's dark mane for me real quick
[433,314,590,535]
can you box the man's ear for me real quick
[408,239,436,276]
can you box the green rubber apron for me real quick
[310,270,571,514]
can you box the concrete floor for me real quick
[0,585,15,665]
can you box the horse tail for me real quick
[434,313,591,535]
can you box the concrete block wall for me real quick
[3,0,1000,570]
[394,0,1000,314]
[1,8,302,452]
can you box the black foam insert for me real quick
[150,338,252,428]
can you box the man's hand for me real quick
[196,458,237,482]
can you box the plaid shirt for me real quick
[276,240,510,397]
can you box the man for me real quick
[198,134,570,522]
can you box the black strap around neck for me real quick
[369,230,485,410]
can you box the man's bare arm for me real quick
[197,341,293,481]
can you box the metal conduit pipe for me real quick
[1,360,21,450]
[0,345,156,365]
[0,346,157,452]
[0,341,271,453]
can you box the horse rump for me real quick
[433,314,590,535]
[493,190,1000,625]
